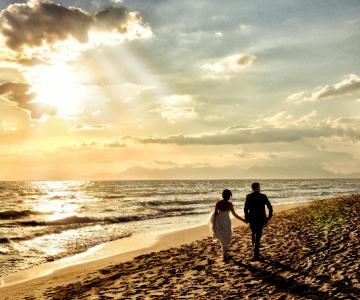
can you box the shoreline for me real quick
[0,201,308,295]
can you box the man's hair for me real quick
[251,182,260,191]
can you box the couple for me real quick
[210,182,273,261]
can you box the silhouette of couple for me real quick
[210,182,273,261]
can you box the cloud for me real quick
[106,83,154,103]
[0,0,151,63]
[201,53,256,79]
[134,127,346,145]
[320,117,360,132]
[0,120,17,132]
[115,165,245,180]
[203,115,224,122]
[72,123,111,131]
[104,139,126,148]
[287,74,360,103]
[130,113,360,145]
[157,95,198,123]
[2,56,48,66]
[238,24,254,35]
[259,110,318,128]
[0,82,56,119]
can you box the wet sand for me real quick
[1,196,359,299]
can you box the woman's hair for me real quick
[222,189,232,201]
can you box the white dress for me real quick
[209,209,232,254]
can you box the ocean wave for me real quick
[0,229,133,277]
[115,190,209,198]
[136,191,207,197]
[0,210,48,220]
[116,210,205,222]
[142,198,214,207]
[17,191,47,196]
[103,195,127,199]
[156,207,196,213]
[0,247,9,255]
[16,210,206,227]
[19,215,99,226]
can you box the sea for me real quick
[0,179,359,277]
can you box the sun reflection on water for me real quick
[23,228,80,258]
[31,181,85,221]
[25,181,90,257]
[36,200,78,221]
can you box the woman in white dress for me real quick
[210,189,245,261]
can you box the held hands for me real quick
[238,216,246,223]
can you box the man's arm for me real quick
[244,195,250,223]
[265,195,273,221]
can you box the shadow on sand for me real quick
[233,257,359,299]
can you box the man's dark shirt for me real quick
[244,191,273,223]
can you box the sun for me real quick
[25,62,84,117]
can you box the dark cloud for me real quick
[0,0,147,51]
[235,54,255,66]
[0,82,56,119]
[95,7,136,34]
[0,1,92,50]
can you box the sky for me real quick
[0,0,359,180]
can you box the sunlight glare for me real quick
[24,63,85,117]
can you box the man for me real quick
[244,182,273,260]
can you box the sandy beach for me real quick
[1,195,359,299]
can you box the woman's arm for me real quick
[214,201,219,217]
[244,195,250,223]
[230,202,246,222]
[211,202,219,234]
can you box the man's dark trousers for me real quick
[250,222,265,258]
[244,190,272,259]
